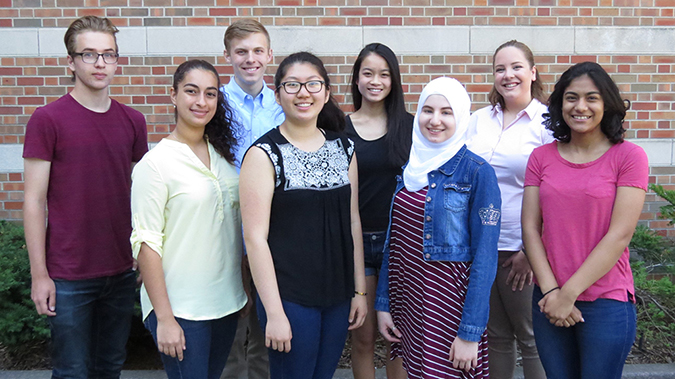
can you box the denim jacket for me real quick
[374,145,501,342]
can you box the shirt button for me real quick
[426,216,431,221]
[371,235,377,241]
[425,253,431,259]
[430,183,436,188]
[426,197,431,202]
[425,234,431,240]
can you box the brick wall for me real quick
[1,2,674,236]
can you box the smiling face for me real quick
[418,94,456,144]
[171,68,219,130]
[67,31,118,93]
[275,62,329,125]
[356,53,392,105]
[225,32,272,91]
[493,46,536,107]
[562,74,605,139]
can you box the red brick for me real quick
[3,201,22,210]
[18,97,45,105]
[8,173,22,181]
[362,17,388,25]
[3,183,23,191]
[209,8,235,16]
[0,68,22,76]
[0,107,21,115]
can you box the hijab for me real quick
[403,77,472,192]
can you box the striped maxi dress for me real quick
[388,187,489,379]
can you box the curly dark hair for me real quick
[544,61,628,144]
[350,43,412,167]
[274,51,345,132]
[172,59,239,164]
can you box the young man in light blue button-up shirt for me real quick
[220,19,284,379]
[221,19,285,171]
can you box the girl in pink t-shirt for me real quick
[522,62,648,379]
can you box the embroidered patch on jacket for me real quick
[479,204,500,226]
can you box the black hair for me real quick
[274,51,345,132]
[544,61,628,144]
[173,59,239,163]
[350,43,412,167]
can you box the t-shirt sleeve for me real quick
[23,107,56,162]
[524,146,544,187]
[130,110,149,162]
[130,157,168,259]
[617,143,649,191]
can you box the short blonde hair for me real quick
[223,19,270,52]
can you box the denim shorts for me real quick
[363,231,386,277]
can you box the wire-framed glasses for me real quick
[71,52,119,64]
[278,80,325,94]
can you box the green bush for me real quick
[651,183,675,226]
[630,225,675,269]
[0,221,50,351]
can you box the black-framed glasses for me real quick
[278,80,325,94]
[71,52,119,64]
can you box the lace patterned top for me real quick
[251,127,356,307]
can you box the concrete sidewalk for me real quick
[1,365,674,379]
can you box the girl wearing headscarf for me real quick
[375,77,501,378]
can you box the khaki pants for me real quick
[487,251,545,379]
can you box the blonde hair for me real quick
[223,19,270,52]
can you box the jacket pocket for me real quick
[443,183,471,212]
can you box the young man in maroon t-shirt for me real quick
[22,16,148,379]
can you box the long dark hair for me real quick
[350,43,412,167]
[172,59,238,164]
[488,40,547,110]
[544,61,627,144]
[274,52,345,132]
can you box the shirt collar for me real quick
[223,77,276,109]
[490,98,543,122]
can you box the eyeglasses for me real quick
[71,52,119,64]
[278,80,325,94]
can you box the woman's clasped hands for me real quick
[538,287,585,328]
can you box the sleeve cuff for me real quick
[374,297,390,313]
[457,322,485,343]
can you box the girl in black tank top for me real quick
[345,43,413,379]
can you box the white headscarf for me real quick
[403,77,472,192]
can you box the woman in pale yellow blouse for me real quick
[130,60,246,379]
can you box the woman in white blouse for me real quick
[130,60,246,379]
[466,40,553,379]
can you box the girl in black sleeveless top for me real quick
[344,43,412,379]
[239,52,367,379]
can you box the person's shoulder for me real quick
[465,147,492,170]
[30,94,75,118]
[254,127,280,144]
[611,140,648,163]
[112,99,146,124]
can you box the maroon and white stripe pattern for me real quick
[389,187,489,379]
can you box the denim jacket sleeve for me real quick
[457,160,501,342]
[374,175,405,313]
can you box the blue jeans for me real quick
[257,298,350,379]
[532,286,636,379]
[49,269,136,379]
[363,231,386,277]
[145,311,238,379]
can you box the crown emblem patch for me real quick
[479,204,500,226]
